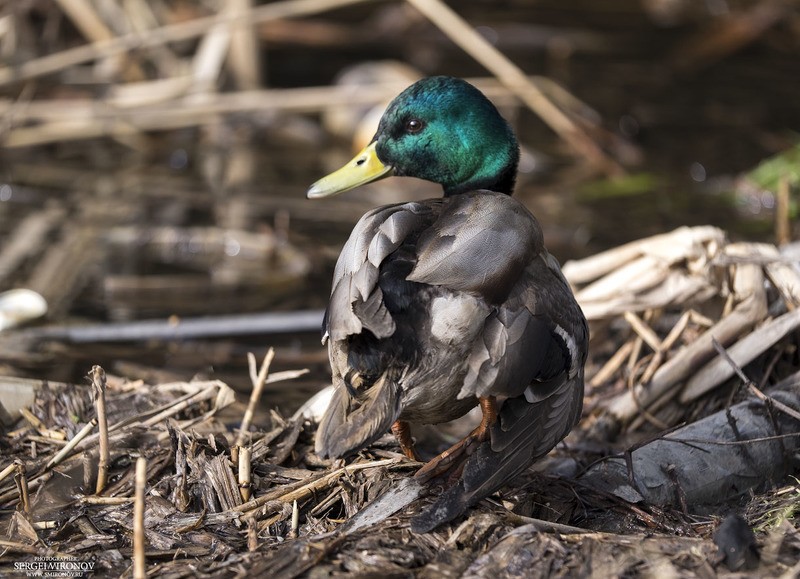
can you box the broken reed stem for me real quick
[238,446,252,502]
[80,496,134,505]
[46,418,97,469]
[289,499,300,539]
[14,461,30,513]
[133,456,147,579]
[92,366,110,494]
[0,462,16,485]
[32,520,56,530]
[236,348,275,448]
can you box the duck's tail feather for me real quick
[315,371,403,459]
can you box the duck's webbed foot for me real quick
[391,420,420,461]
[414,396,498,482]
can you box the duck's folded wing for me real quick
[407,192,541,304]
[325,201,435,342]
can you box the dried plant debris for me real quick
[563,226,800,438]
[1,349,799,577]
[1,228,799,577]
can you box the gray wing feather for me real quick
[407,193,541,302]
[326,202,432,341]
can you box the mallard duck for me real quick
[308,76,588,532]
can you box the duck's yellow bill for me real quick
[307,141,393,199]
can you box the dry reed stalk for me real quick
[141,381,234,427]
[681,308,800,403]
[504,513,589,535]
[236,348,275,448]
[625,336,643,379]
[17,407,44,430]
[589,340,634,388]
[32,520,56,530]
[238,445,252,502]
[227,0,262,90]
[623,311,662,352]
[563,226,724,286]
[0,539,43,555]
[91,366,110,494]
[640,310,691,385]
[289,499,300,538]
[133,456,147,579]
[0,462,16,485]
[0,206,66,285]
[606,254,768,427]
[191,10,234,96]
[0,0,377,87]
[14,461,30,513]
[45,418,97,469]
[80,496,134,505]
[235,458,401,515]
[54,0,142,81]
[247,519,258,551]
[405,0,622,175]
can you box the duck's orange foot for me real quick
[391,420,420,461]
[414,396,498,482]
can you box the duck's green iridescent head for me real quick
[308,76,520,198]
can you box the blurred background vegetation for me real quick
[0,0,798,401]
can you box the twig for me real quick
[504,512,588,534]
[623,311,662,352]
[589,340,634,388]
[712,337,800,425]
[236,348,275,448]
[405,0,623,175]
[92,366,110,494]
[133,457,147,579]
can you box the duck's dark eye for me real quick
[405,118,424,134]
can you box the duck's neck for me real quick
[442,164,517,197]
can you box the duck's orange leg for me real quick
[391,420,420,461]
[414,396,498,482]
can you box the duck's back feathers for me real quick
[407,193,541,304]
